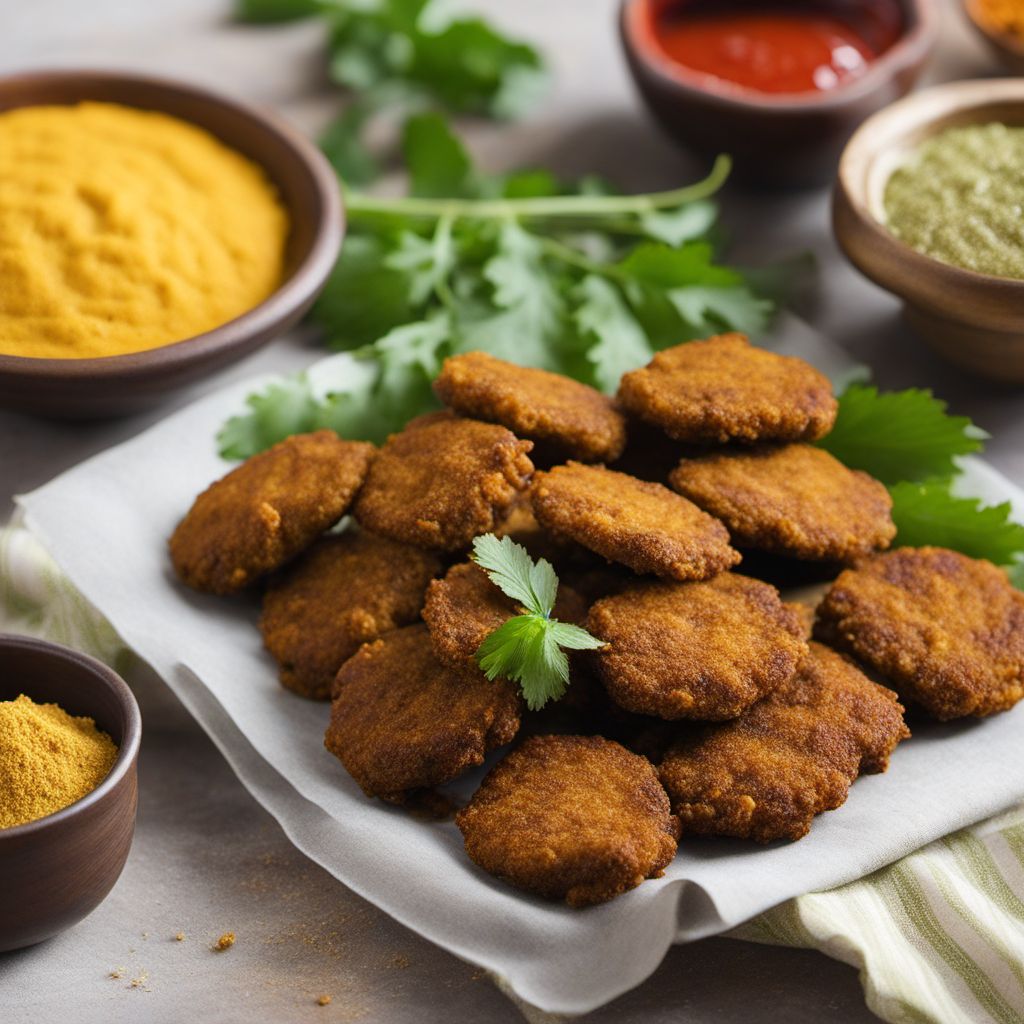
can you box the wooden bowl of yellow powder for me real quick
[0,69,343,417]
[0,633,142,952]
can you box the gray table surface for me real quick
[1,2,1018,1022]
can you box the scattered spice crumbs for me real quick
[108,968,125,980]
[175,932,186,942]
[317,995,332,1007]
[214,932,236,952]
[129,972,149,990]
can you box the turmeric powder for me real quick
[0,694,118,828]
[974,0,1024,39]
[0,102,288,360]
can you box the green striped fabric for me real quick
[2,518,1022,1024]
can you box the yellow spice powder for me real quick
[0,101,288,360]
[0,693,119,829]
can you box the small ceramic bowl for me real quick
[964,0,1024,74]
[619,0,938,187]
[0,69,344,419]
[833,79,1024,383]
[0,634,141,952]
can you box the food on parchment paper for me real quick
[456,735,679,907]
[618,333,837,445]
[170,430,375,594]
[353,416,534,551]
[659,643,909,842]
[531,462,740,581]
[324,625,521,804]
[815,547,1024,720]
[433,351,628,464]
[669,444,896,563]
[260,531,443,700]
[587,575,808,721]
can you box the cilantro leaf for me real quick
[548,621,606,652]
[640,200,718,246]
[889,480,1024,568]
[575,274,652,393]
[402,112,474,198]
[471,534,555,615]
[818,384,986,485]
[319,103,381,188]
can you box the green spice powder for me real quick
[883,122,1024,280]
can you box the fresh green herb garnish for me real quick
[470,535,603,711]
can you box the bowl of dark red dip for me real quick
[619,0,939,187]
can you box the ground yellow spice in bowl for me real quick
[0,101,288,360]
[0,693,119,829]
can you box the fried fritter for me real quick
[456,735,679,907]
[353,416,534,551]
[588,574,808,720]
[493,493,585,567]
[669,445,895,562]
[434,351,627,463]
[260,530,443,700]
[815,547,1024,720]
[169,430,375,594]
[659,643,909,843]
[531,462,740,581]
[617,334,837,445]
[422,561,588,668]
[325,625,521,802]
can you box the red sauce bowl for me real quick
[620,0,938,187]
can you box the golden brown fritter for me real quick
[169,430,375,594]
[434,351,627,463]
[588,574,808,720]
[669,445,896,562]
[618,334,838,445]
[353,416,534,551]
[456,735,679,907]
[422,562,588,668]
[493,493,584,567]
[260,530,443,700]
[815,547,1024,720]
[659,643,909,843]
[531,462,740,581]
[325,625,521,802]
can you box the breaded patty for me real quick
[324,625,521,802]
[170,430,375,594]
[353,416,534,551]
[815,547,1024,720]
[617,334,837,445]
[669,445,895,562]
[588,574,808,720]
[260,530,443,700]
[531,462,740,581]
[434,351,627,463]
[456,735,679,907]
[659,643,909,842]
[494,493,584,567]
[422,561,588,668]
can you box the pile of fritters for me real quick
[169,333,1024,908]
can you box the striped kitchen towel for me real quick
[2,518,1022,1024]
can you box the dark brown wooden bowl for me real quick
[619,0,939,188]
[0,634,141,952]
[0,69,344,418]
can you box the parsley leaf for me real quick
[470,535,603,711]
[818,384,986,485]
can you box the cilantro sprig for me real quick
[470,535,603,712]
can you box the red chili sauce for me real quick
[648,1,905,95]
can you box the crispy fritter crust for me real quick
[434,352,627,463]
[169,430,375,594]
[260,531,443,700]
[494,493,584,567]
[456,735,679,907]
[617,334,837,445]
[588,575,808,720]
[422,561,588,668]
[659,643,909,842]
[531,462,740,581]
[353,417,534,551]
[669,445,895,562]
[814,547,1024,720]
[325,625,521,802]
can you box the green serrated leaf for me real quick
[575,275,653,393]
[471,534,551,614]
[639,200,718,246]
[819,384,986,485]
[402,112,474,198]
[548,621,606,651]
[318,103,380,186]
[475,615,569,711]
[384,220,455,305]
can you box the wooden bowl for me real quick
[834,79,1024,382]
[0,634,141,952]
[964,0,1024,74]
[619,0,938,187]
[0,69,344,418]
